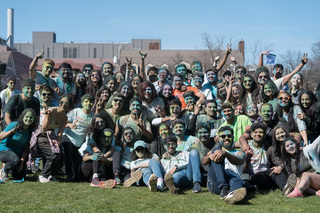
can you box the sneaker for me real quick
[31,164,39,174]
[286,188,303,198]
[224,187,247,204]
[0,167,8,181]
[192,182,202,193]
[164,173,178,194]
[39,175,50,183]
[90,177,100,187]
[282,174,297,195]
[114,174,121,185]
[156,178,164,191]
[49,175,59,182]
[124,170,143,187]
[99,179,116,189]
[220,185,229,199]
[148,174,157,192]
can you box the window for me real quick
[63,47,77,58]
[47,47,50,58]
[94,48,97,58]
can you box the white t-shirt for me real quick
[249,141,269,174]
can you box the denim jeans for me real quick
[207,148,243,194]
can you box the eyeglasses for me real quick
[113,98,123,103]
[124,131,133,136]
[243,80,252,83]
[42,93,52,97]
[220,134,232,139]
[279,97,290,101]
[59,101,69,106]
[236,70,244,74]
[258,75,268,79]
[9,82,16,85]
[91,74,99,78]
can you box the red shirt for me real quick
[173,86,200,109]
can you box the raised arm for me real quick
[139,51,147,81]
[216,44,232,72]
[29,52,44,79]
[282,53,308,85]
[125,57,132,82]
[258,50,273,67]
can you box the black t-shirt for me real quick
[4,94,40,122]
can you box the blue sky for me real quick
[1,0,319,64]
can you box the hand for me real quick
[208,153,215,161]
[226,43,232,54]
[261,50,273,56]
[139,51,148,59]
[245,125,251,133]
[214,56,220,62]
[214,135,219,144]
[12,123,21,133]
[54,87,61,95]
[194,103,201,115]
[135,113,145,128]
[241,143,251,153]
[230,74,235,83]
[35,83,46,91]
[269,166,283,175]
[212,149,226,162]
[245,149,254,159]
[194,138,200,146]
[301,53,308,65]
[162,152,171,159]
[126,57,132,67]
[231,56,236,62]
[297,113,306,120]
[97,98,104,109]
[92,153,102,161]
[44,107,52,117]
[36,52,44,59]
[169,166,177,175]
[68,123,77,130]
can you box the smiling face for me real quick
[23,85,35,99]
[123,129,134,143]
[112,96,124,111]
[232,86,239,98]
[23,111,35,126]
[116,72,124,83]
[103,64,113,76]
[258,73,268,85]
[101,89,110,101]
[278,93,291,108]
[291,74,301,87]
[41,89,53,104]
[159,124,169,140]
[285,140,297,155]
[91,71,100,83]
[222,108,234,121]
[76,73,86,85]
[243,77,253,90]
[158,70,167,82]
[167,141,177,155]
[191,62,202,73]
[59,97,70,112]
[172,123,185,136]
[130,100,141,114]
[234,105,243,116]
[176,66,186,78]
[219,130,234,150]
[42,62,54,76]
[162,85,172,98]
[194,76,204,88]
[251,128,265,143]
[206,71,217,83]
[301,94,311,109]
[135,146,146,158]
[275,127,287,142]
[107,80,116,92]
[264,84,273,97]
[261,104,273,121]
[144,87,153,99]
[102,130,113,147]
[94,117,105,130]
[83,67,92,78]
[131,77,141,88]
[81,98,94,111]
[170,104,181,117]
[197,128,210,143]
[205,102,217,118]
[173,76,182,89]
[246,104,258,117]
[235,68,244,79]
[60,68,72,80]
[7,80,16,90]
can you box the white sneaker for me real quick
[49,175,59,182]
[156,177,164,191]
[0,168,8,181]
[39,175,50,183]
[148,174,157,192]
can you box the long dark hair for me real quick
[271,124,289,158]
[281,137,300,175]
[239,74,260,109]
[17,108,37,133]
[88,113,108,144]
[274,91,297,132]
[158,83,176,115]
[261,80,279,102]
[130,146,153,161]
[73,72,87,105]
[138,81,157,102]
[86,70,103,96]
[298,89,318,117]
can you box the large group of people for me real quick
[0,45,319,205]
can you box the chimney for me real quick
[238,40,244,58]
[7,8,14,49]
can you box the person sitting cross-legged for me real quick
[203,126,246,204]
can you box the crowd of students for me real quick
[0,45,319,205]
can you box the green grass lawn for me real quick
[0,174,318,213]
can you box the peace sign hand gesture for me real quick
[135,113,144,128]
[139,51,148,59]
[226,43,232,54]
[301,53,308,65]
[126,57,132,67]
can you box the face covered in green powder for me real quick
[23,111,35,126]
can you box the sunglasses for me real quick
[91,74,99,78]
[124,131,133,136]
[220,134,232,139]
[236,70,244,74]
[258,75,268,79]
[42,93,52,97]
[9,82,16,85]
[135,147,145,152]
[113,98,123,103]
[243,80,252,83]
[279,97,290,101]
[59,101,69,106]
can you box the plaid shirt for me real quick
[28,125,60,164]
